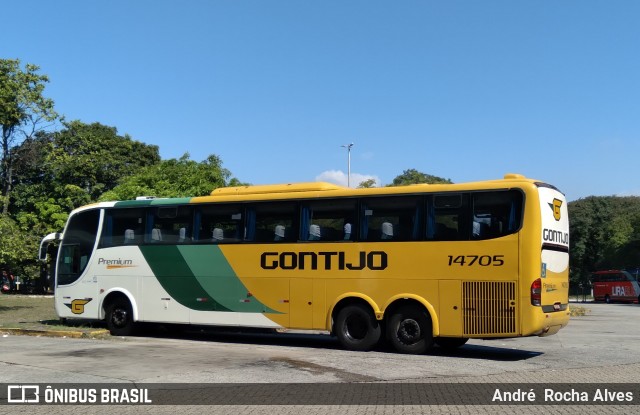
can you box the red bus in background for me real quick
[591,270,640,304]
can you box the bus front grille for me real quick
[463,281,517,336]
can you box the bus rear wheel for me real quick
[605,295,611,304]
[335,304,381,351]
[386,305,433,354]
[106,297,136,336]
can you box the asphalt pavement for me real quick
[1,302,639,414]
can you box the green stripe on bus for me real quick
[139,245,278,314]
[178,245,279,314]
[139,245,231,311]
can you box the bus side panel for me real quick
[138,245,287,328]
[222,240,519,336]
[433,238,520,338]
[438,280,462,336]
[223,242,444,332]
[91,246,154,322]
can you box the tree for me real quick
[0,215,39,276]
[100,153,242,201]
[46,121,160,200]
[569,196,640,284]
[389,169,452,186]
[357,178,377,188]
[0,59,58,214]
[10,121,161,234]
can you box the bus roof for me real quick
[72,173,549,212]
[211,181,344,196]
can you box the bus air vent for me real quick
[463,281,517,336]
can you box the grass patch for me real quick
[0,294,107,335]
[0,295,57,330]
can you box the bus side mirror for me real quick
[39,232,61,261]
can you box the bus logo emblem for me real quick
[65,298,93,314]
[549,199,562,221]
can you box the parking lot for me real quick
[1,302,639,414]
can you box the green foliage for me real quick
[0,59,59,214]
[100,153,237,200]
[10,121,161,234]
[389,169,453,186]
[0,214,39,275]
[0,59,57,134]
[569,196,640,283]
[357,178,377,188]
[47,120,160,199]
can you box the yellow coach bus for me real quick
[45,173,569,354]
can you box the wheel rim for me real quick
[344,314,368,341]
[111,308,128,328]
[397,318,422,345]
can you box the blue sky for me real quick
[4,1,639,201]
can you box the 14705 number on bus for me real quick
[447,255,505,266]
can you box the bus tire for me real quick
[386,305,433,354]
[435,337,468,350]
[106,297,136,336]
[335,304,381,352]
[605,295,611,304]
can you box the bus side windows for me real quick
[593,272,633,283]
[360,196,422,242]
[471,191,523,240]
[427,191,523,241]
[99,208,145,247]
[252,203,297,243]
[196,205,243,243]
[429,194,466,241]
[302,199,357,242]
[147,206,193,244]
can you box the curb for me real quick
[0,328,110,339]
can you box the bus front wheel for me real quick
[386,305,433,354]
[106,297,136,336]
[335,304,381,351]
[605,295,611,304]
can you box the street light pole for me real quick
[341,143,354,187]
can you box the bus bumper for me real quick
[531,307,570,337]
